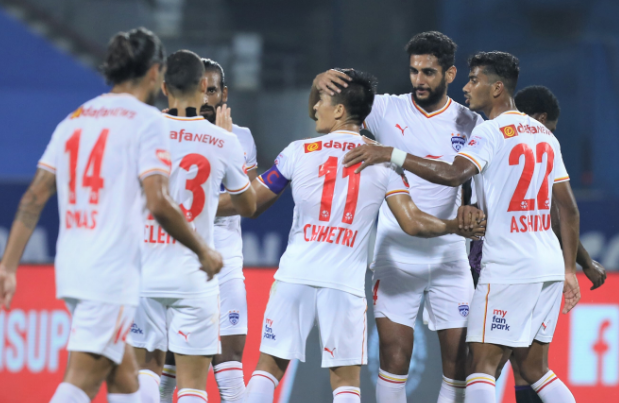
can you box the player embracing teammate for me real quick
[346,51,581,403]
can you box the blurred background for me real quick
[0,0,618,402]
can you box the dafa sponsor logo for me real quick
[304,140,358,153]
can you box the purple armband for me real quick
[259,165,289,194]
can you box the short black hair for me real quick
[468,51,520,94]
[515,86,561,121]
[405,31,457,72]
[165,50,205,95]
[202,58,226,89]
[330,68,378,125]
[101,27,165,85]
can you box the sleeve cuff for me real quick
[225,181,251,195]
[457,153,483,172]
[554,176,570,183]
[139,168,170,180]
[37,162,56,173]
[385,189,410,198]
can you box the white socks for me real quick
[178,388,207,402]
[139,369,161,403]
[465,373,496,403]
[245,370,279,403]
[214,361,245,402]
[160,364,177,403]
[49,382,90,403]
[333,386,361,402]
[375,368,407,403]
[108,391,141,402]
[532,370,575,403]
[437,375,466,403]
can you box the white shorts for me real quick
[372,260,474,331]
[128,295,221,356]
[219,278,248,336]
[65,298,136,365]
[466,281,563,348]
[260,281,368,368]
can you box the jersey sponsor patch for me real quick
[156,149,172,167]
[451,133,466,151]
[500,124,518,139]
[465,135,487,150]
[304,141,322,153]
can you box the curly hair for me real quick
[468,51,520,94]
[515,86,561,121]
[405,31,457,72]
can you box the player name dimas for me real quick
[170,128,225,147]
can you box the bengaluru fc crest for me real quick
[451,133,466,151]
[229,311,240,326]
[458,303,469,317]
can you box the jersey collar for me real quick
[410,95,452,118]
[332,130,361,136]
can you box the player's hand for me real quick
[562,272,581,314]
[313,69,352,96]
[452,218,486,240]
[344,144,393,173]
[161,108,170,114]
[0,263,17,309]
[215,104,233,132]
[582,260,606,290]
[457,205,486,231]
[198,247,223,281]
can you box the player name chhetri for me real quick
[303,224,359,248]
[170,128,225,148]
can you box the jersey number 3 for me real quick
[508,142,554,212]
[179,153,211,222]
[318,156,360,224]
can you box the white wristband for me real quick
[390,148,407,168]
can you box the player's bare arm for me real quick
[309,69,352,119]
[552,181,581,313]
[143,173,223,279]
[215,104,233,132]
[550,201,606,290]
[386,193,486,240]
[344,139,479,186]
[216,168,258,217]
[0,168,56,308]
[456,203,486,231]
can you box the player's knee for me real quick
[517,360,548,385]
[379,343,411,374]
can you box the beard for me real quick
[412,76,447,109]
[200,102,223,123]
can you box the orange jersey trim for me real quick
[385,189,409,198]
[38,162,56,172]
[503,111,527,116]
[413,97,452,118]
[245,164,258,171]
[482,284,491,342]
[554,176,570,183]
[163,115,205,121]
[139,168,170,179]
[225,181,251,194]
[458,153,483,172]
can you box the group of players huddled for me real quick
[0,26,607,403]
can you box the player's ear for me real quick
[223,86,229,103]
[445,65,457,84]
[334,103,345,120]
[492,81,505,98]
[161,81,169,97]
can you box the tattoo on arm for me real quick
[15,171,56,230]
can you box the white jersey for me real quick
[38,93,171,306]
[363,94,483,265]
[457,111,570,284]
[214,124,258,282]
[141,115,250,298]
[264,131,410,297]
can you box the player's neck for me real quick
[167,98,202,117]
[485,97,517,120]
[330,122,361,134]
[413,93,449,114]
[109,83,150,104]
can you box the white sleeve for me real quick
[385,166,411,199]
[223,136,251,194]
[362,94,388,140]
[138,114,171,180]
[243,128,258,171]
[38,124,63,173]
[273,142,298,180]
[553,140,570,183]
[457,123,500,173]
